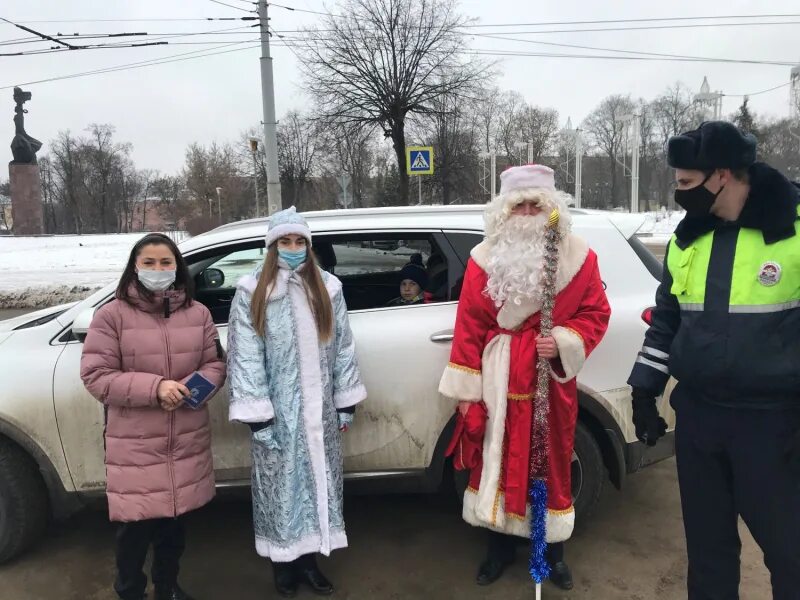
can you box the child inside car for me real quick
[386,254,428,307]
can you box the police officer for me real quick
[628,121,800,600]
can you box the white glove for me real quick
[338,412,354,431]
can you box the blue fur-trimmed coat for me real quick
[227,262,366,561]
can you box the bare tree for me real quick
[415,87,482,204]
[649,83,705,207]
[151,175,187,229]
[583,94,636,208]
[320,123,377,208]
[49,131,86,234]
[83,124,132,232]
[473,86,503,154]
[299,0,489,204]
[277,111,321,209]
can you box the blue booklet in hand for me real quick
[183,372,216,409]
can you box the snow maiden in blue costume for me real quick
[227,207,366,597]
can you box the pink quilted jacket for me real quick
[80,286,226,522]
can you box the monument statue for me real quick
[8,87,45,234]
[10,87,42,164]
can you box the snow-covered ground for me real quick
[0,212,684,309]
[0,234,150,308]
[0,233,422,308]
[636,209,685,243]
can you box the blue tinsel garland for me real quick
[528,478,550,583]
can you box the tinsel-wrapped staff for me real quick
[529,209,561,600]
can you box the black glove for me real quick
[784,429,800,479]
[631,388,667,447]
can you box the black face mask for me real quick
[674,173,724,218]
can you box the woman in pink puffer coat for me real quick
[80,233,226,600]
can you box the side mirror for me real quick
[202,268,225,289]
[72,307,96,343]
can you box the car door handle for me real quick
[430,330,454,343]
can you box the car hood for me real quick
[0,302,78,333]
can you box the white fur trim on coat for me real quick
[475,335,511,523]
[462,487,575,543]
[438,364,482,402]
[470,234,590,331]
[288,276,333,555]
[549,325,586,383]
[229,397,275,423]
[334,383,367,409]
[256,530,347,561]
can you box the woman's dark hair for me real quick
[116,233,194,308]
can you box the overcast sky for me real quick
[2,0,799,175]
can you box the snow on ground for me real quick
[636,209,685,243]
[0,234,148,308]
[0,233,421,309]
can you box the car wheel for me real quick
[0,437,48,563]
[572,420,605,525]
[452,420,605,525]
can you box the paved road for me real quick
[0,309,30,320]
[0,460,770,600]
[642,240,667,262]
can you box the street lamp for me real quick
[215,187,223,223]
[248,137,261,218]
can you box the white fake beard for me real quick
[484,213,549,308]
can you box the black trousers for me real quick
[673,388,800,600]
[487,530,564,565]
[114,517,185,600]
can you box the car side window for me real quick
[442,231,484,301]
[315,234,449,311]
[191,243,266,324]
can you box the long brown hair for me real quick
[250,244,334,342]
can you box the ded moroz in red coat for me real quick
[439,235,610,543]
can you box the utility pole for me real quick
[574,129,583,209]
[249,138,261,217]
[527,140,534,164]
[490,152,497,198]
[630,114,641,213]
[257,0,282,215]
[215,187,223,223]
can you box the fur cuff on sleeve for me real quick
[439,362,482,401]
[549,326,586,383]
[334,383,367,409]
[229,397,275,423]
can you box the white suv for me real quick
[0,205,675,562]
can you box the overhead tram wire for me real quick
[723,82,793,98]
[6,12,799,25]
[0,41,260,90]
[468,32,799,67]
[0,23,260,54]
[207,0,256,12]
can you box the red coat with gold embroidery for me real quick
[440,236,610,541]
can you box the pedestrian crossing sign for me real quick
[406,146,434,175]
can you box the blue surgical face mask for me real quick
[278,248,307,270]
